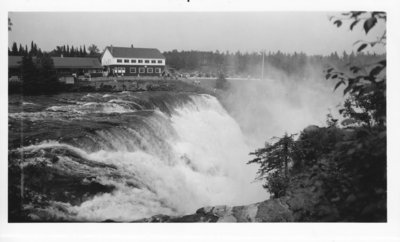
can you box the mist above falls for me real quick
[219,65,343,149]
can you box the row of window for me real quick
[116,59,163,64]
[114,67,162,74]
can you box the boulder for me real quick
[255,199,294,222]
[231,204,259,222]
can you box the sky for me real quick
[8,12,386,55]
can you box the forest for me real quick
[163,49,384,79]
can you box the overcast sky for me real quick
[8,12,386,55]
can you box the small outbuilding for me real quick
[52,56,103,77]
[8,55,103,84]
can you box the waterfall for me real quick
[10,93,266,221]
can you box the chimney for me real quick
[110,45,113,53]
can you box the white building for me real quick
[101,45,166,76]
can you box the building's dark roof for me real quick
[9,56,102,69]
[52,57,102,69]
[9,56,23,68]
[105,46,165,59]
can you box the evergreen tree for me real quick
[19,54,59,95]
[20,55,38,93]
[11,42,18,55]
[34,43,38,56]
[37,48,43,57]
[83,45,87,57]
[248,133,297,197]
[30,41,34,55]
[18,44,24,55]
[70,46,75,57]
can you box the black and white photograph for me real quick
[1,0,400,241]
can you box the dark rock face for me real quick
[134,200,294,222]
[256,199,293,222]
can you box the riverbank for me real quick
[76,78,210,93]
[9,77,217,97]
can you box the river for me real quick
[8,91,266,221]
[8,75,342,222]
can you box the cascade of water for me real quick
[10,93,266,221]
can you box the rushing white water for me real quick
[67,94,265,221]
[46,102,134,114]
[15,93,266,221]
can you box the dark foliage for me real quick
[9,42,101,58]
[164,49,384,79]
[248,133,296,197]
[327,12,386,128]
[9,41,42,56]
[8,17,12,31]
[248,11,386,221]
[264,171,289,198]
[9,54,62,95]
[49,44,90,57]
[88,44,101,57]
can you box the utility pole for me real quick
[261,49,265,80]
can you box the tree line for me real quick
[8,42,101,58]
[9,41,383,80]
[9,38,384,96]
[163,49,384,78]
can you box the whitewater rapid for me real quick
[9,92,266,221]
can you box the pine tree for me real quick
[18,44,24,55]
[83,45,87,57]
[34,43,38,56]
[248,133,297,197]
[37,48,43,57]
[30,41,34,55]
[11,42,18,55]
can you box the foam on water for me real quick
[11,93,266,221]
[46,102,133,114]
[22,102,38,106]
[63,94,264,221]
